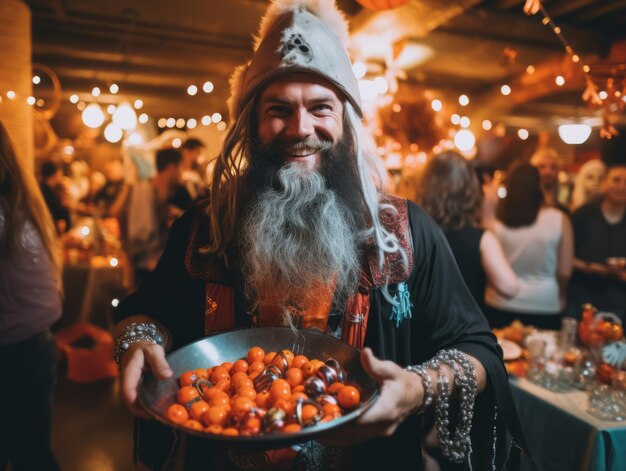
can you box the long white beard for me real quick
[241,163,361,314]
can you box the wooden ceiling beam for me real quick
[546,0,601,19]
[571,0,626,23]
[439,7,611,55]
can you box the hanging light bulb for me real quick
[454,130,476,152]
[82,103,105,128]
[558,124,591,144]
[104,122,123,143]
[112,102,137,130]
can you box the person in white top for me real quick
[485,163,574,329]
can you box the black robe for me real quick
[115,200,525,471]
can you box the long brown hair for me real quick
[0,122,62,285]
[418,151,482,232]
[497,163,543,228]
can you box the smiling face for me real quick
[256,75,344,170]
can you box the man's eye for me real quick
[312,104,332,112]
[267,106,290,115]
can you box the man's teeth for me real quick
[288,148,316,157]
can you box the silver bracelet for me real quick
[404,365,434,409]
[113,322,165,366]
[419,349,477,464]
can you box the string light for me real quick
[166,118,175,128]
[431,99,442,111]
[70,94,79,104]
[91,86,101,97]
[517,129,529,140]
[526,65,535,74]
[138,113,149,124]
[201,115,211,126]
[211,112,222,123]
[458,95,469,106]
[158,118,167,128]
[134,99,143,109]
[187,118,197,129]
[203,81,214,93]
[555,75,565,86]
[187,85,198,96]
[26,96,36,105]
[451,114,461,125]
[500,85,511,96]
[109,84,119,94]
[7,91,15,99]
[176,118,185,128]
[32,75,41,84]
[482,119,492,131]
[172,137,182,148]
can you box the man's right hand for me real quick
[120,341,173,417]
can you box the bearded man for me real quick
[114,1,524,470]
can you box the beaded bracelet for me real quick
[404,365,434,409]
[113,322,165,366]
[408,349,478,465]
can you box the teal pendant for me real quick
[390,281,413,328]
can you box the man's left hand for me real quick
[320,348,423,446]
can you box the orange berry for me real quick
[189,400,210,421]
[301,403,320,424]
[247,360,266,375]
[237,386,257,401]
[337,385,360,409]
[292,355,309,369]
[328,382,346,395]
[282,423,302,433]
[202,386,222,402]
[247,346,265,364]
[255,390,271,409]
[177,385,199,405]
[264,351,277,365]
[201,405,228,427]
[179,371,197,387]
[166,403,189,424]
[210,366,230,384]
[220,361,233,372]
[231,396,254,419]
[214,378,231,392]
[322,403,341,417]
[231,359,249,374]
[209,391,231,409]
[204,424,223,434]
[193,367,208,379]
[222,427,239,436]
[285,367,304,388]
[269,379,291,403]
[184,419,203,431]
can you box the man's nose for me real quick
[285,109,314,139]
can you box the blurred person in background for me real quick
[129,149,191,284]
[569,164,626,320]
[0,122,62,471]
[485,164,574,329]
[180,138,207,201]
[39,160,71,233]
[419,151,519,313]
[530,147,569,213]
[570,159,606,212]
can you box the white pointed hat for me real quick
[228,0,362,121]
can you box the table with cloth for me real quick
[511,377,626,471]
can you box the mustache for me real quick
[264,136,334,155]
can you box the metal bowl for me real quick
[138,327,379,447]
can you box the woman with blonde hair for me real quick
[418,151,519,312]
[0,122,62,470]
[570,159,606,211]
